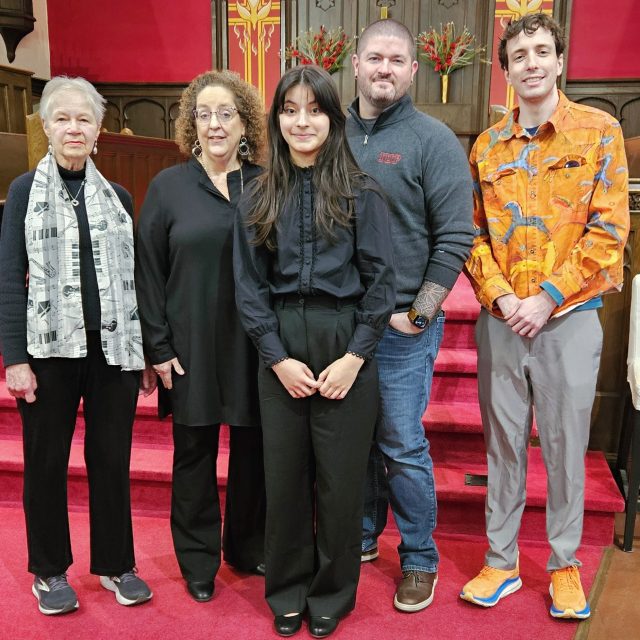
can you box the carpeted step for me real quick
[424,401,483,434]
[440,276,480,351]
[414,447,623,546]
[0,437,622,547]
[431,371,478,403]
[0,407,174,448]
[442,274,481,319]
[0,437,180,515]
[435,347,477,374]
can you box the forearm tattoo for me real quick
[412,281,450,321]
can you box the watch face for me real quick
[413,315,427,329]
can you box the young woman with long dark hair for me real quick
[233,65,395,638]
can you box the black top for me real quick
[234,167,396,367]
[135,158,262,427]
[0,165,133,366]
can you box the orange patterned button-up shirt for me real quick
[465,91,629,317]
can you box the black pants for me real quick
[19,332,140,577]
[170,423,266,581]
[259,297,378,618]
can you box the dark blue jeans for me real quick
[362,312,444,572]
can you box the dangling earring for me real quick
[192,139,203,157]
[47,141,53,155]
[238,136,250,158]
[93,141,98,155]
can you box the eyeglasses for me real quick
[192,107,238,124]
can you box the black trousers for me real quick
[259,297,378,618]
[19,332,140,577]
[170,423,266,581]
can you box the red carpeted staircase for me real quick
[0,275,624,539]
[0,275,625,639]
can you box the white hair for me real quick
[39,76,106,124]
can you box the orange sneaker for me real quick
[549,566,590,619]
[460,563,522,607]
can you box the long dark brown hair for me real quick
[246,65,366,249]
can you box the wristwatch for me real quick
[407,308,428,329]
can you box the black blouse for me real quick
[233,168,396,367]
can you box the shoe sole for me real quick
[393,576,438,612]
[32,584,79,615]
[460,576,522,607]
[549,585,591,619]
[99,576,153,606]
[361,549,379,563]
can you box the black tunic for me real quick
[135,158,261,427]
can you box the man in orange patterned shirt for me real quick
[460,13,629,620]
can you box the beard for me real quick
[358,76,408,110]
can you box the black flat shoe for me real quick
[186,580,214,602]
[252,562,266,576]
[308,616,339,638]
[274,613,303,636]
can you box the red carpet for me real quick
[0,276,620,639]
[0,506,599,640]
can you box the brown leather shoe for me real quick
[394,570,438,612]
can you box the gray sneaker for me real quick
[100,570,152,606]
[32,574,79,615]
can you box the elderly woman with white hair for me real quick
[0,76,154,615]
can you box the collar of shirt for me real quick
[495,91,572,141]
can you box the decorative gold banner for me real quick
[490,0,555,109]
[228,1,281,107]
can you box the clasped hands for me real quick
[272,353,364,400]
[497,291,557,338]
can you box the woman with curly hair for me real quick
[135,70,267,602]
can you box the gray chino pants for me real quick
[475,308,602,571]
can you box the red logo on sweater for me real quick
[377,152,402,165]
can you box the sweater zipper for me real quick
[363,134,368,146]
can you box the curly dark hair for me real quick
[498,13,565,70]
[175,70,265,163]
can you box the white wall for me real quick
[0,0,51,79]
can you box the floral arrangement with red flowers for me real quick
[285,25,354,75]
[417,22,483,75]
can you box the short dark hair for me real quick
[356,18,415,58]
[498,13,565,70]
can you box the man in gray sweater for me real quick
[346,18,474,612]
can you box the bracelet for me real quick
[270,356,289,367]
[346,351,365,360]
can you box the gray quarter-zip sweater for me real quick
[346,94,474,312]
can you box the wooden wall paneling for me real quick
[284,0,359,108]
[123,99,167,139]
[0,131,27,201]
[93,133,183,219]
[553,0,573,92]
[0,64,32,133]
[212,0,229,70]
[565,80,640,139]
[93,84,185,139]
[284,1,495,136]
[591,206,640,455]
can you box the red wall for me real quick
[47,1,640,83]
[568,0,640,79]
[47,0,211,82]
